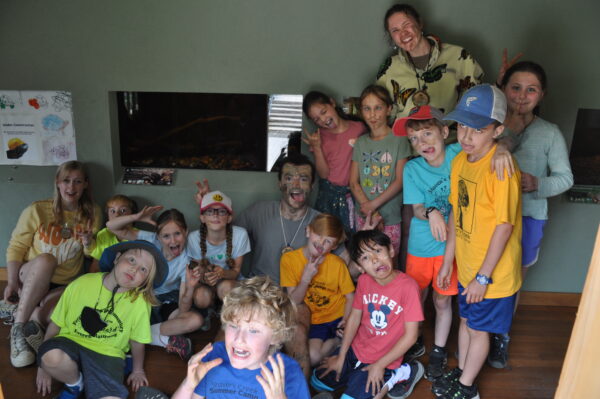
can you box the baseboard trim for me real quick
[520,291,581,307]
[0,267,582,306]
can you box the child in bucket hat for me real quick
[37,240,168,398]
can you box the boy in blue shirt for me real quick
[393,106,461,381]
[171,276,311,399]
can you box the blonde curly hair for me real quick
[221,276,297,352]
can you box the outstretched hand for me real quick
[302,128,322,151]
[136,205,164,225]
[497,48,524,86]
[195,179,211,205]
[257,354,287,399]
[186,343,223,387]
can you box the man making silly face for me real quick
[278,162,314,217]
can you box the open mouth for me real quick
[232,347,250,359]
[376,265,389,274]
[169,244,182,257]
[290,191,305,204]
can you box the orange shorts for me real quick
[406,253,458,295]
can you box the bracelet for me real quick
[425,207,438,219]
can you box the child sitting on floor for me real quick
[280,213,354,366]
[313,230,424,399]
[36,240,167,398]
[171,276,311,399]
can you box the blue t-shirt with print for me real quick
[194,341,310,399]
[403,143,461,257]
[137,230,191,295]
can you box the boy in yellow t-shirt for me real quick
[435,85,522,399]
[280,214,354,367]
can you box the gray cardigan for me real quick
[508,117,573,220]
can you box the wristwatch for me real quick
[425,206,438,219]
[475,273,493,285]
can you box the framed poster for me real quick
[0,90,76,165]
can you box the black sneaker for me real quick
[488,333,510,369]
[388,360,424,399]
[440,380,480,399]
[432,367,462,397]
[404,335,425,363]
[425,346,448,381]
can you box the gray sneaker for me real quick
[135,386,169,399]
[23,320,45,353]
[0,300,17,321]
[10,322,36,367]
[488,333,510,369]
[388,360,424,399]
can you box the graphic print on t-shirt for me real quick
[457,176,476,236]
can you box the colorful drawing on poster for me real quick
[0,90,76,165]
[28,96,48,110]
[42,114,69,133]
[0,95,16,109]
[52,91,72,112]
[48,144,71,161]
[6,138,28,159]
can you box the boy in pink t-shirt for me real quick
[312,230,424,399]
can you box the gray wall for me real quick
[1,0,599,292]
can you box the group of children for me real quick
[3,58,572,399]
[297,60,571,399]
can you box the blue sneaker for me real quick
[56,384,82,399]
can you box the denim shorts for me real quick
[38,337,127,399]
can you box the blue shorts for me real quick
[309,317,342,341]
[457,284,516,334]
[522,216,547,267]
[311,346,396,399]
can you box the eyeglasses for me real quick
[203,208,229,217]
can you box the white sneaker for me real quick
[10,322,36,367]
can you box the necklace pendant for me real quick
[281,245,294,255]
[412,90,430,106]
[61,227,72,239]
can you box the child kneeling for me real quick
[172,276,310,399]
[280,213,354,366]
[37,240,167,399]
[312,230,424,399]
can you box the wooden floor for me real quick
[0,290,576,399]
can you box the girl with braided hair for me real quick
[187,190,251,311]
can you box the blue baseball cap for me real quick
[99,240,168,288]
[443,84,507,129]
